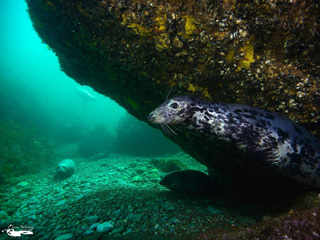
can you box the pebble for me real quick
[84,229,95,235]
[207,205,224,215]
[0,210,8,219]
[20,193,28,198]
[86,215,99,225]
[1,153,240,239]
[96,221,114,233]
[17,181,29,187]
[39,234,51,240]
[134,168,145,174]
[126,213,142,223]
[55,200,66,206]
[75,194,84,201]
[89,222,100,230]
[132,175,143,182]
[111,226,124,234]
[55,233,73,240]
[112,209,121,216]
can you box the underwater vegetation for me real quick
[0,119,55,184]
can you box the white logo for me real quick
[1,224,34,237]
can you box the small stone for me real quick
[166,205,175,211]
[20,193,28,198]
[0,210,8,219]
[55,233,73,240]
[207,205,223,215]
[55,200,66,206]
[17,181,29,187]
[148,169,159,174]
[39,234,51,240]
[96,221,114,233]
[134,168,145,174]
[111,226,124,234]
[89,222,100,230]
[239,217,256,226]
[87,216,99,225]
[126,213,142,223]
[132,175,142,182]
[169,217,179,224]
[87,208,94,215]
[162,203,175,211]
[149,173,160,180]
[75,194,84,201]
[81,223,89,230]
[84,229,94,235]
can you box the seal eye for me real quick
[170,103,179,109]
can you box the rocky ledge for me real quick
[26,1,320,193]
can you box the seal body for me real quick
[160,170,222,195]
[148,95,320,189]
[54,159,76,180]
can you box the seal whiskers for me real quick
[161,123,177,136]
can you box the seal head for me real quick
[148,95,197,126]
[54,159,76,180]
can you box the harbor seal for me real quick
[148,95,320,189]
[54,159,76,180]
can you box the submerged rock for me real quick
[26,0,320,129]
[86,215,99,225]
[96,221,114,233]
[17,181,29,187]
[54,233,73,240]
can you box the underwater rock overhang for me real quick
[26,0,320,190]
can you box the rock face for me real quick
[26,0,320,192]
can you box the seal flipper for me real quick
[160,170,223,195]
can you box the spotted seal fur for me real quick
[148,95,320,189]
